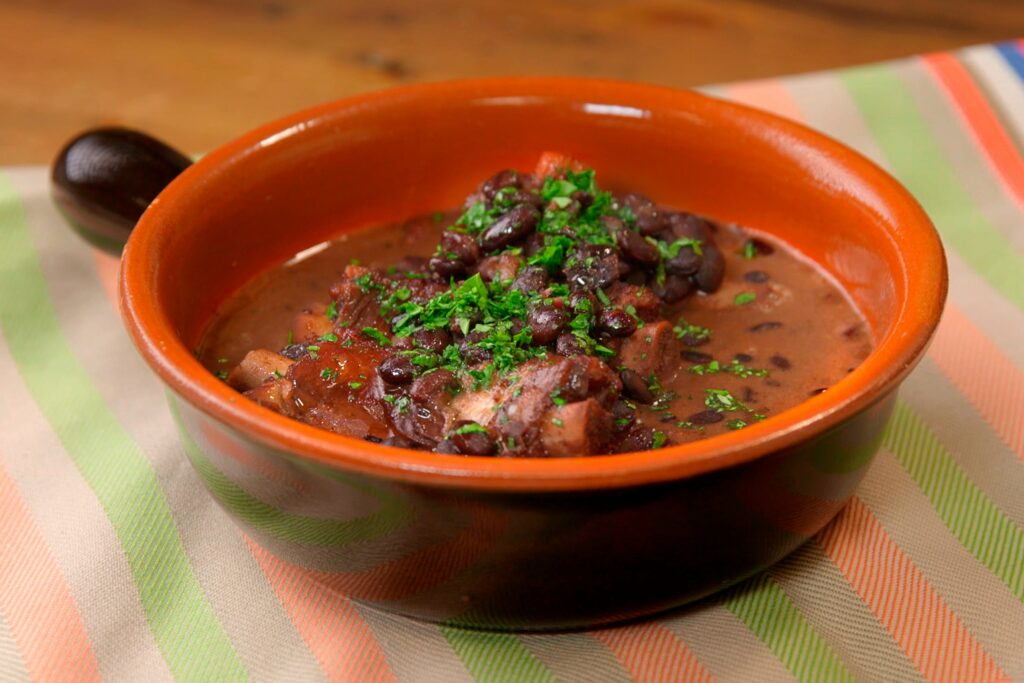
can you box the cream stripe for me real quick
[7,168,325,681]
[769,543,924,682]
[785,74,1024,369]
[961,46,1024,152]
[0,329,172,681]
[356,607,475,683]
[903,361,1024,527]
[893,58,1024,255]
[520,632,632,683]
[859,451,1024,680]
[661,603,796,682]
[0,612,30,683]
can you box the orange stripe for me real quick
[591,622,714,683]
[923,52,1024,212]
[0,463,102,682]
[721,79,803,121]
[817,497,1008,682]
[90,249,120,311]
[246,536,396,683]
[927,304,1024,461]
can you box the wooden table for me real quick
[3,0,1022,163]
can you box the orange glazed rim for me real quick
[120,77,947,492]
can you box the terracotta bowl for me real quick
[89,79,946,629]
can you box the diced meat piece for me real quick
[476,253,523,283]
[284,336,391,438]
[534,151,584,178]
[228,350,294,391]
[540,399,614,457]
[606,282,662,322]
[243,378,293,413]
[291,311,333,342]
[617,321,675,378]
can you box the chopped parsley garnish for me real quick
[727,419,749,430]
[216,357,228,364]
[319,332,338,342]
[704,389,765,420]
[325,301,338,320]
[673,318,711,344]
[551,417,564,428]
[550,389,567,406]
[306,344,320,359]
[320,367,337,381]
[734,292,757,306]
[651,431,668,449]
[689,359,769,378]
[216,370,229,380]
[361,327,392,346]
[453,423,488,436]
[348,381,363,390]
[741,241,758,259]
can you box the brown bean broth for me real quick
[200,212,872,447]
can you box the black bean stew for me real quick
[200,153,873,457]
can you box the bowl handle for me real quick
[50,128,192,255]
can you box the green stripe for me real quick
[440,628,557,683]
[0,175,247,682]
[724,573,853,682]
[841,64,1024,311]
[884,401,1024,601]
[171,399,413,546]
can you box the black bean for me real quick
[620,369,655,404]
[770,354,792,370]
[615,227,660,265]
[527,304,568,345]
[750,321,783,333]
[596,308,637,338]
[688,409,724,425]
[363,434,383,443]
[564,246,622,290]
[412,328,451,353]
[681,350,713,364]
[280,343,307,360]
[652,273,693,303]
[744,238,775,256]
[610,400,636,431]
[440,230,480,266]
[479,205,539,251]
[428,254,466,278]
[744,270,769,283]
[480,169,522,200]
[556,332,586,356]
[666,247,702,275]
[659,413,677,423]
[694,244,725,292]
[667,213,711,241]
[679,332,710,347]
[511,265,549,294]
[571,190,593,210]
[378,354,415,385]
[450,421,497,456]
[410,368,459,403]
[569,290,597,313]
[622,193,666,235]
[459,330,492,364]
[742,387,757,403]
[810,387,828,396]
[496,189,544,209]
[434,439,460,454]
[734,353,753,363]
[523,232,546,257]
[600,215,625,233]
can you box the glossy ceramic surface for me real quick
[119,79,946,628]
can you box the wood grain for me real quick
[1,0,1022,163]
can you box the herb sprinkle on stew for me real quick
[200,152,873,457]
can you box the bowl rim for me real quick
[119,76,947,492]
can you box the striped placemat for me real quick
[1,40,1023,683]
